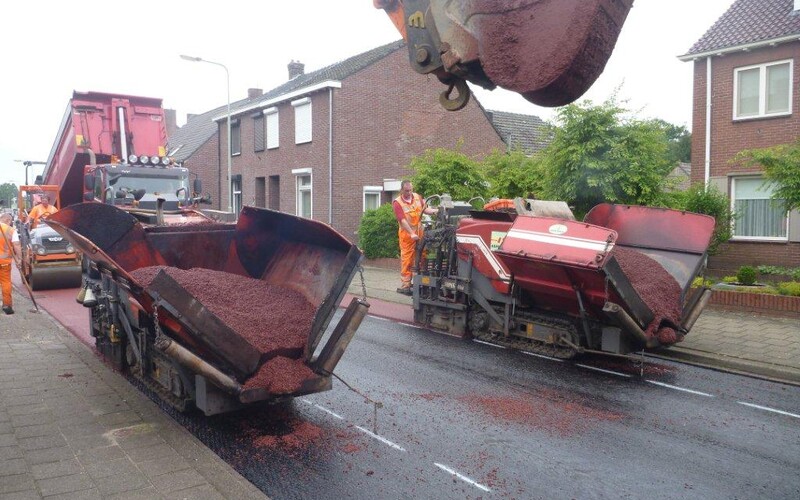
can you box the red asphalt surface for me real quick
[11,267,413,353]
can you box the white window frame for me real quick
[292,167,312,218]
[733,59,793,120]
[232,175,243,218]
[363,186,383,212]
[730,176,789,242]
[264,107,279,149]
[292,97,312,144]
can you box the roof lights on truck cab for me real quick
[126,154,175,167]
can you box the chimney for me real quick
[288,60,305,80]
[186,113,198,122]
[248,88,263,99]
[164,109,178,137]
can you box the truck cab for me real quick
[83,156,208,224]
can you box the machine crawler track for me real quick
[471,306,582,360]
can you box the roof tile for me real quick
[686,0,800,56]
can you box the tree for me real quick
[481,148,544,199]
[651,119,691,164]
[407,147,488,203]
[0,183,16,210]
[537,98,675,217]
[735,141,800,212]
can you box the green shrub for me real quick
[793,269,800,281]
[736,266,757,285]
[722,276,738,284]
[691,276,713,288]
[777,282,800,297]
[357,204,399,259]
[679,183,733,255]
[757,265,786,275]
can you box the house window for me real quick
[731,177,787,240]
[230,119,241,155]
[292,97,312,144]
[363,186,383,212]
[265,107,279,149]
[734,60,792,119]
[232,174,243,217]
[253,114,265,152]
[293,168,312,218]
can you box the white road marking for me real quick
[521,351,564,362]
[738,402,800,419]
[399,322,424,329]
[472,339,507,349]
[355,426,406,452]
[646,380,714,397]
[313,404,344,420]
[434,463,491,493]
[300,399,313,405]
[368,315,391,321]
[576,363,631,378]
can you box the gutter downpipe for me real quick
[329,87,334,225]
[704,56,712,189]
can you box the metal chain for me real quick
[358,266,368,302]
[330,371,383,434]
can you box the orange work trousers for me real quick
[0,263,11,307]
[398,227,422,288]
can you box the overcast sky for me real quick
[1,0,735,187]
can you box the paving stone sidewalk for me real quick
[351,265,800,385]
[0,290,267,500]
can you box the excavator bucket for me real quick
[47,203,364,395]
[380,0,634,107]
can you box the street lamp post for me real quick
[13,160,46,185]
[180,54,232,213]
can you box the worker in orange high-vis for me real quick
[0,213,21,315]
[28,194,58,229]
[392,180,438,295]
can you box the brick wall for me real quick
[690,42,800,271]
[183,133,222,211]
[221,48,505,242]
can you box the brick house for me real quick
[679,0,800,273]
[169,40,549,242]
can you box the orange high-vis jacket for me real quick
[0,223,15,265]
[29,204,58,229]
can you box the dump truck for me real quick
[16,185,81,290]
[41,90,208,220]
[411,198,715,358]
[48,203,367,415]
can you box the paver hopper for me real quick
[48,203,367,415]
[413,202,716,357]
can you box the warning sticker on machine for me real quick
[490,231,507,250]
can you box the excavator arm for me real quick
[375,0,634,110]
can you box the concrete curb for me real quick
[648,347,800,387]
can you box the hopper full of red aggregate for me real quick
[495,203,715,348]
[47,203,365,399]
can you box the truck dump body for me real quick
[43,91,168,207]
[47,203,365,413]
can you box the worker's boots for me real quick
[2,305,13,315]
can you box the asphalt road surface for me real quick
[24,280,800,499]
[147,315,800,499]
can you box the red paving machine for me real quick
[48,203,367,415]
[412,199,716,358]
